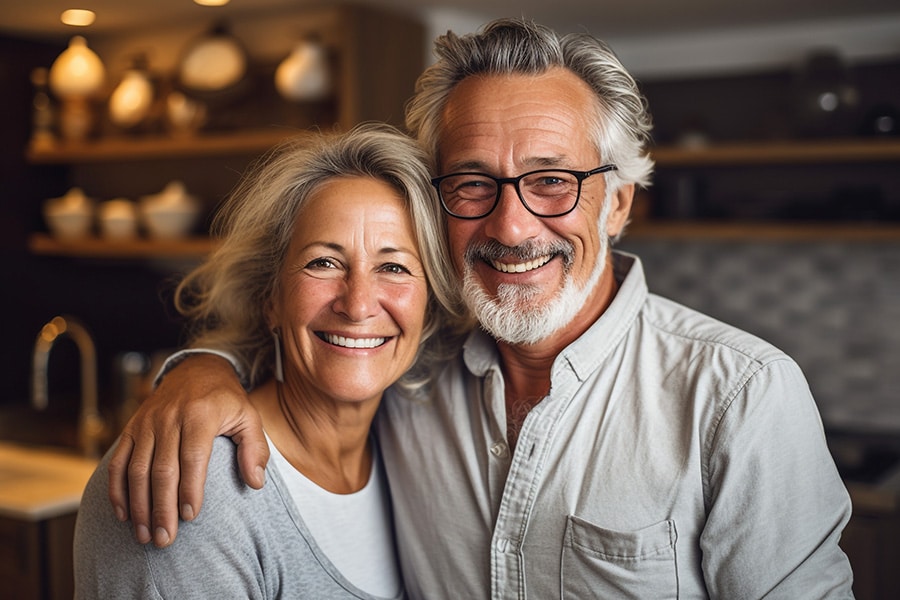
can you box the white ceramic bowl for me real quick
[98,199,138,240]
[44,187,94,240]
[45,211,93,240]
[140,205,199,239]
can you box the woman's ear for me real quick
[265,297,284,382]
[606,183,634,238]
[264,296,280,332]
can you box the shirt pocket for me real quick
[561,515,678,600]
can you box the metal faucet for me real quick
[32,315,106,458]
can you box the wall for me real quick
[421,9,900,78]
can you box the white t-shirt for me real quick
[266,434,401,598]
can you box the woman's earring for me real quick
[272,328,284,382]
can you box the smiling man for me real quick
[108,19,854,599]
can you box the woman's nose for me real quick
[333,272,380,321]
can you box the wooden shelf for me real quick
[28,234,218,259]
[29,224,900,261]
[26,128,307,164]
[651,138,900,167]
[626,221,900,241]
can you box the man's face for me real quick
[436,68,632,345]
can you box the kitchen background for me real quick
[0,1,898,598]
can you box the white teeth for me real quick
[491,255,552,273]
[323,334,386,349]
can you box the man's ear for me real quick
[606,183,634,238]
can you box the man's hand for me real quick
[107,353,269,548]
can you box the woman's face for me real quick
[270,176,429,405]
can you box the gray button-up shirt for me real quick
[378,252,853,599]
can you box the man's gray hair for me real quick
[406,18,655,190]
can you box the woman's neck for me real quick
[250,379,378,494]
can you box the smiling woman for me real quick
[266,176,429,408]
[72,123,468,598]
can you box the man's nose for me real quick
[482,183,543,246]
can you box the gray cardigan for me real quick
[74,436,404,600]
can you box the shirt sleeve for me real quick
[151,348,248,389]
[701,357,854,599]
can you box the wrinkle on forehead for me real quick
[438,68,600,175]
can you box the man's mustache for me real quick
[464,239,575,270]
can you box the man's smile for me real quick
[489,255,553,273]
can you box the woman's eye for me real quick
[305,257,337,270]
[381,263,410,275]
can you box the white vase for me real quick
[275,40,331,102]
[49,36,105,99]
[49,36,105,140]
[165,91,207,136]
[109,69,154,129]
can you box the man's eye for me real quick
[459,179,487,188]
[451,178,496,199]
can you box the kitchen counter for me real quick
[0,442,97,521]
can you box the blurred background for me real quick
[0,1,898,598]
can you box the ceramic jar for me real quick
[275,39,331,102]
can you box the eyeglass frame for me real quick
[430,164,618,220]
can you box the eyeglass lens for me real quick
[437,170,582,218]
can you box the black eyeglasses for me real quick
[431,165,617,219]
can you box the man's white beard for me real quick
[461,193,612,346]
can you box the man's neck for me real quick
[497,260,620,450]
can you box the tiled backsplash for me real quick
[618,237,900,433]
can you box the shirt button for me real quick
[490,441,509,458]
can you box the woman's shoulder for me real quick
[196,436,270,513]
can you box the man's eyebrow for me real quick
[443,160,488,173]
[528,156,568,168]
[443,156,569,173]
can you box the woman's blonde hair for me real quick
[175,123,470,391]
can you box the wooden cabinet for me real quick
[26,4,424,260]
[0,512,78,600]
[841,486,900,600]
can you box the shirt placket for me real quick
[489,372,572,600]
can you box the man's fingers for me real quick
[133,417,181,548]
[107,435,134,523]
[103,353,260,544]
[174,419,216,524]
[232,413,270,489]
[124,433,157,545]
